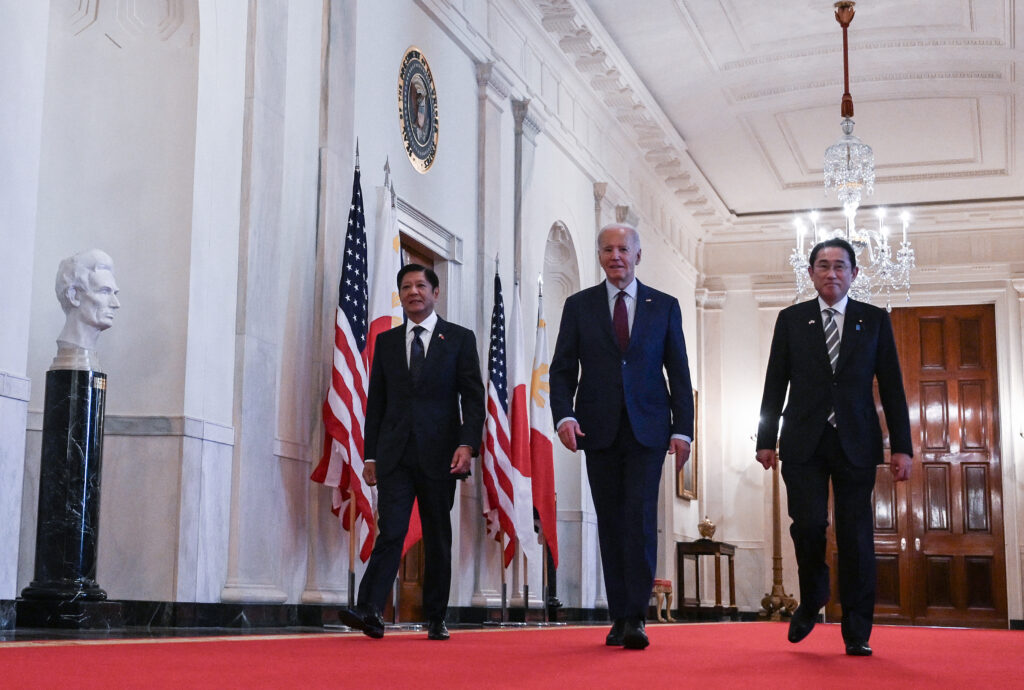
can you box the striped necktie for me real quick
[824,308,839,427]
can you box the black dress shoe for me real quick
[845,641,872,656]
[427,618,450,641]
[787,605,820,643]
[339,605,385,639]
[605,618,625,646]
[622,617,649,650]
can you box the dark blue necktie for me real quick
[410,325,426,383]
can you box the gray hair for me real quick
[596,222,641,251]
[55,249,114,313]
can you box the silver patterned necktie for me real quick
[823,307,839,427]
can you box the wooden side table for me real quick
[676,539,738,620]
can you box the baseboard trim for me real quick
[5,599,1000,631]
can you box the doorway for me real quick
[380,236,433,624]
[826,304,1007,628]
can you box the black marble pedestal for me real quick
[21,369,109,603]
[16,599,124,630]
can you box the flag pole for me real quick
[523,550,529,621]
[348,498,357,608]
[541,535,549,622]
[500,528,508,623]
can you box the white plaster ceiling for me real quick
[578,0,1023,221]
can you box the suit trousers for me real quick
[357,441,457,622]
[780,424,878,643]
[585,409,665,621]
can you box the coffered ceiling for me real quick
[570,0,1023,229]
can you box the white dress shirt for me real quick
[818,294,849,343]
[405,309,438,364]
[605,278,637,332]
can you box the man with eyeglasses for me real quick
[755,238,913,657]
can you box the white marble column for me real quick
[174,1,250,603]
[301,0,359,606]
[0,2,50,603]
[221,0,295,604]
[470,61,512,607]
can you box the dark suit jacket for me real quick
[364,316,485,480]
[756,298,913,467]
[549,280,694,450]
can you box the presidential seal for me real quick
[398,47,439,173]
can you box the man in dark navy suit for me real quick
[341,264,485,641]
[549,223,694,650]
[756,238,913,657]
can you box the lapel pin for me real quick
[645,298,652,302]
[809,320,816,325]
[438,333,445,341]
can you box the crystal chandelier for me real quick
[790,1,915,311]
[790,206,915,310]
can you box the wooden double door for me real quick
[825,304,1007,628]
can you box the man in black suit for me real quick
[340,264,485,640]
[550,223,693,650]
[756,238,913,657]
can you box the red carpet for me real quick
[3,622,1023,689]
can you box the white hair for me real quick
[596,222,641,251]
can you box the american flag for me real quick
[481,273,518,567]
[310,162,375,562]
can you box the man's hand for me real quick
[557,420,585,452]
[362,462,377,486]
[890,452,912,482]
[756,449,777,470]
[450,446,473,475]
[669,438,691,473]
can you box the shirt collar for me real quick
[408,310,438,335]
[818,294,849,315]
[605,278,638,302]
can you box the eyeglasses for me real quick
[812,261,851,274]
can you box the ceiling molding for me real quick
[531,0,733,232]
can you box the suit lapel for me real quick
[835,299,862,373]
[802,300,833,375]
[629,281,655,352]
[423,317,448,372]
[592,283,620,354]
[393,321,414,384]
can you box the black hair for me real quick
[396,263,439,290]
[808,238,856,270]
